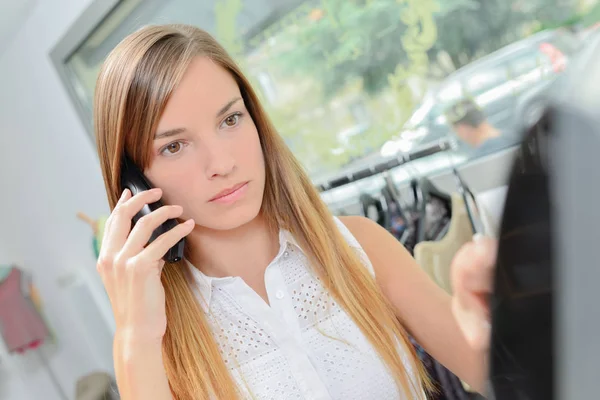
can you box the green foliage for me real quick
[533,1,600,32]
[581,1,600,26]
[268,0,441,96]
[212,0,588,176]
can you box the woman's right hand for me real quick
[97,188,195,343]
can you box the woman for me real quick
[94,24,496,400]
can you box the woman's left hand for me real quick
[451,234,498,351]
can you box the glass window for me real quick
[465,67,510,97]
[511,51,544,77]
[64,0,599,189]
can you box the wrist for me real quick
[115,329,163,359]
[113,332,170,400]
[115,327,164,346]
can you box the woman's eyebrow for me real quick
[154,97,242,140]
[216,97,242,118]
[154,127,187,140]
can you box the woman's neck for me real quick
[185,214,279,281]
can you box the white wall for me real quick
[0,1,517,399]
[0,0,38,55]
[0,0,117,399]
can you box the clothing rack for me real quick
[316,139,452,192]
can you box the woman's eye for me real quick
[160,141,183,156]
[221,112,242,128]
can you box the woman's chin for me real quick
[199,204,262,232]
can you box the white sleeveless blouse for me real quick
[187,217,422,399]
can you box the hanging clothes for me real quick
[409,336,474,400]
[400,194,451,255]
[0,267,49,354]
[411,192,494,399]
[359,193,388,229]
[414,193,473,294]
[414,192,496,295]
[0,266,12,283]
[403,189,477,400]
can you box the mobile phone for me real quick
[120,155,185,263]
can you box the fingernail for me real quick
[473,234,489,257]
[150,188,162,194]
[473,233,485,242]
[120,189,129,199]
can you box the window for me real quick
[61,0,599,189]
[465,67,510,98]
[511,51,544,77]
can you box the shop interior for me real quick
[1,0,599,399]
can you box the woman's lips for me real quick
[209,182,249,204]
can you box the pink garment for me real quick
[0,268,49,353]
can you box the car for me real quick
[322,29,582,210]
[397,28,581,147]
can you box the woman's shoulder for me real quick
[334,216,383,276]
[335,215,381,247]
[336,215,413,279]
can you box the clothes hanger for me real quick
[383,153,422,244]
[378,171,407,236]
[443,136,485,235]
[415,177,452,243]
[451,167,485,235]
[359,192,386,227]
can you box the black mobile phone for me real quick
[120,156,185,263]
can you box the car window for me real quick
[436,80,464,105]
[465,66,510,97]
[511,51,544,77]
[547,31,581,54]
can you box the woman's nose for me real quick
[204,141,235,179]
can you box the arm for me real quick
[114,335,173,400]
[97,188,194,400]
[339,216,487,393]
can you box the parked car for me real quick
[397,28,581,147]
[321,29,582,210]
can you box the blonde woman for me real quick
[94,24,496,400]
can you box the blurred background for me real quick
[0,0,598,399]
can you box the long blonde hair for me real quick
[94,24,432,400]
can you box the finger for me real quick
[451,236,497,351]
[120,205,184,257]
[101,188,164,258]
[452,237,497,294]
[452,239,497,317]
[119,188,164,220]
[97,189,132,303]
[456,284,490,318]
[452,296,491,351]
[158,259,166,274]
[101,189,131,245]
[450,242,475,298]
[116,188,131,207]
[140,219,195,261]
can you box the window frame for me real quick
[50,0,525,198]
[50,0,122,142]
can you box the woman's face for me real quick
[145,56,266,231]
